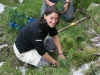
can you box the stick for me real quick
[92,18,100,26]
[58,15,90,33]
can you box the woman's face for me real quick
[44,12,58,28]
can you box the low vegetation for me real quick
[0,0,100,75]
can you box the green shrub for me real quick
[8,8,27,26]
[74,0,100,11]
[60,35,77,55]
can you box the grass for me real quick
[0,0,100,75]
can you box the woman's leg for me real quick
[37,57,51,67]
[13,43,41,66]
[13,43,50,67]
[61,0,74,22]
[44,37,57,52]
[40,0,48,16]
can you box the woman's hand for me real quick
[45,0,55,6]
[52,60,59,66]
[58,54,66,60]
[48,1,55,6]
[60,3,69,14]
[42,52,59,66]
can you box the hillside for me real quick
[0,0,100,75]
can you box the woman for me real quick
[13,6,65,67]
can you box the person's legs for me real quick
[61,0,74,22]
[40,0,57,16]
[37,57,51,68]
[44,37,57,52]
[37,36,58,67]
[13,43,41,67]
[13,43,51,67]
[13,36,57,68]
[40,0,48,16]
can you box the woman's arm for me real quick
[52,35,66,59]
[44,0,55,6]
[61,0,71,14]
[66,0,70,2]
[42,52,58,66]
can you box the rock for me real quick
[93,53,100,56]
[87,3,99,10]
[19,0,24,3]
[0,3,5,14]
[0,44,8,50]
[93,42,100,47]
[0,62,4,67]
[90,36,100,44]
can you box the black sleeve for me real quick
[31,31,46,56]
[49,27,58,37]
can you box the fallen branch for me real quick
[84,26,99,36]
[58,15,90,33]
[92,18,100,26]
[92,53,100,56]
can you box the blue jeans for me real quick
[40,0,74,22]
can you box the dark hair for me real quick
[40,6,60,25]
